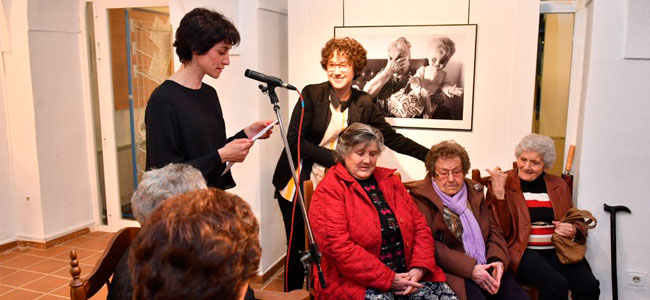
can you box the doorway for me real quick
[87,0,172,230]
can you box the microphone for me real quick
[244,69,297,90]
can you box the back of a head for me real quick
[131,163,207,224]
[130,188,261,300]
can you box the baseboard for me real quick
[0,240,18,252]
[252,254,286,284]
[1,227,91,251]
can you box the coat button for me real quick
[406,242,411,247]
[399,218,404,223]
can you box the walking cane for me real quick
[603,204,631,300]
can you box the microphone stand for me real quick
[256,84,326,290]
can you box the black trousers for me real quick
[276,190,307,291]
[464,271,530,300]
[515,249,600,300]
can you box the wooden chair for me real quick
[69,227,139,300]
[471,162,518,186]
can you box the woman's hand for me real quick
[244,120,275,140]
[489,261,504,286]
[391,272,423,295]
[486,167,507,199]
[394,268,426,295]
[387,55,408,75]
[471,264,500,295]
[552,221,577,238]
[218,139,254,163]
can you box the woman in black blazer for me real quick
[272,37,430,291]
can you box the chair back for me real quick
[471,162,517,186]
[69,227,140,300]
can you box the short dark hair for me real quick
[425,140,471,177]
[174,8,241,64]
[130,188,260,300]
[320,37,367,78]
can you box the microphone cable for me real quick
[285,89,304,292]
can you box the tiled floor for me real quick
[0,231,286,300]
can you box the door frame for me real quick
[84,0,169,231]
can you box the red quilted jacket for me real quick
[309,163,446,299]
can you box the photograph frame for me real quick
[335,24,477,131]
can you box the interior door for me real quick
[92,0,172,231]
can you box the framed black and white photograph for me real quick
[335,24,477,130]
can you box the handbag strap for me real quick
[562,209,598,229]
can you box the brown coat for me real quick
[485,170,586,275]
[406,174,509,300]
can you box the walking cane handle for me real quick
[604,204,631,214]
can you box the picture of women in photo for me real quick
[338,24,476,130]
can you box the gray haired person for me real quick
[107,163,207,300]
[131,163,207,224]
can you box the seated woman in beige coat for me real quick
[406,141,529,300]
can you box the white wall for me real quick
[28,0,95,240]
[3,0,46,242]
[0,17,16,243]
[578,1,650,299]
[1,0,95,244]
[288,0,539,181]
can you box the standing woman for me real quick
[272,37,429,291]
[146,8,273,190]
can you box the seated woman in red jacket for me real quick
[309,123,457,300]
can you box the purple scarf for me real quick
[432,178,486,264]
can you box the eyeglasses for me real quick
[327,62,351,72]
[436,168,464,178]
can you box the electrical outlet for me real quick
[626,271,648,288]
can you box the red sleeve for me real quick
[309,176,395,291]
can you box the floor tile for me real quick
[0,251,25,264]
[54,247,99,261]
[77,239,110,251]
[62,237,97,248]
[26,259,69,274]
[0,270,45,287]
[36,295,68,299]
[50,266,72,279]
[22,275,69,293]
[78,253,102,266]
[27,246,72,259]
[0,288,43,300]
[84,231,113,239]
[0,284,15,295]
[0,266,19,278]
[1,254,47,269]
[51,284,70,297]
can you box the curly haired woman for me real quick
[272,37,430,291]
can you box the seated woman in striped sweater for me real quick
[485,133,599,300]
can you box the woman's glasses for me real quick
[436,168,464,178]
[327,62,351,72]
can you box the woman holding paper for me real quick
[145,8,273,190]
